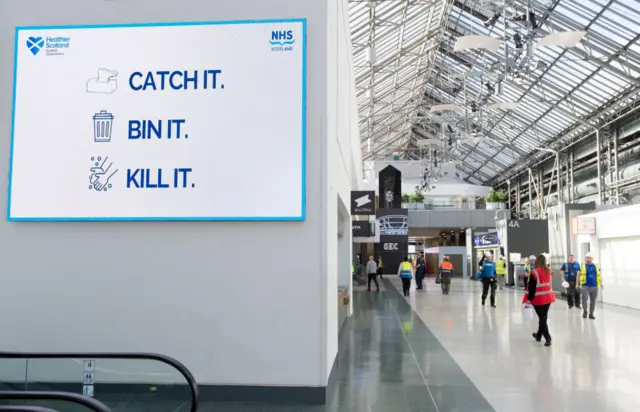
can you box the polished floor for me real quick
[4,277,639,411]
[393,276,640,412]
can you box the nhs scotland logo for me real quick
[270,30,295,52]
[26,36,44,55]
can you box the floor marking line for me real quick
[386,280,441,412]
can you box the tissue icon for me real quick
[87,68,118,94]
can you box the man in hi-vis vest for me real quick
[580,252,603,319]
[495,256,507,290]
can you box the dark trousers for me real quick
[441,275,452,295]
[377,268,382,278]
[534,303,552,343]
[566,280,580,308]
[481,277,497,305]
[401,278,411,296]
[367,273,379,290]
[415,272,424,289]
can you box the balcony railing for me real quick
[402,200,485,210]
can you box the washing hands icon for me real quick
[89,156,118,192]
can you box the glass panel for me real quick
[0,359,27,391]
[0,357,193,412]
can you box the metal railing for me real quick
[0,407,66,412]
[0,352,198,412]
[401,200,492,210]
[0,391,111,412]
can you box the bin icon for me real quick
[93,110,114,142]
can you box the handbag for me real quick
[522,304,535,320]
[435,274,441,284]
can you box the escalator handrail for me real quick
[0,391,111,412]
[0,406,66,412]
[0,352,197,412]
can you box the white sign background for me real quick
[9,20,306,221]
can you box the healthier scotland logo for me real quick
[26,36,44,55]
[25,35,71,56]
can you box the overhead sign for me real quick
[376,208,408,236]
[474,232,500,247]
[351,191,375,215]
[572,216,596,235]
[352,221,373,237]
[9,19,306,221]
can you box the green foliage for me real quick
[401,193,424,203]
[410,193,425,203]
[485,188,507,203]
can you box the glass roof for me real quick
[350,0,640,185]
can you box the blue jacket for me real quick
[478,261,497,279]
[561,261,580,281]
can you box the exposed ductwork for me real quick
[520,159,640,211]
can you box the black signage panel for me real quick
[352,221,373,237]
[351,191,376,215]
[375,209,409,274]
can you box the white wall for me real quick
[577,205,640,309]
[322,0,361,380]
[0,0,363,388]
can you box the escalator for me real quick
[0,352,198,412]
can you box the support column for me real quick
[596,129,603,205]
[556,152,562,205]
[569,150,575,203]
[528,171,533,219]
[614,128,620,204]
[507,180,512,214]
[516,177,521,215]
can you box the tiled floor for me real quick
[396,276,640,412]
[7,276,639,411]
[164,277,491,412]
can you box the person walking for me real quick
[415,252,426,290]
[478,254,497,307]
[377,256,384,279]
[439,256,454,295]
[366,255,380,292]
[524,255,536,290]
[496,255,507,290]
[523,254,556,347]
[398,256,414,297]
[580,252,602,319]
[561,254,581,309]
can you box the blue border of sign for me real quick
[8,18,307,222]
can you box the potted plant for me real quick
[410,193,425,203]
[484,189,507,210]
[401,193,411,203]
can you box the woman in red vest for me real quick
[523,254,556,346]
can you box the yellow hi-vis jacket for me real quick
[496,259,506,275]
[579,263,601,286]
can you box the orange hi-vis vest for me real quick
[439,261,453,275]
[522,268,556,305]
